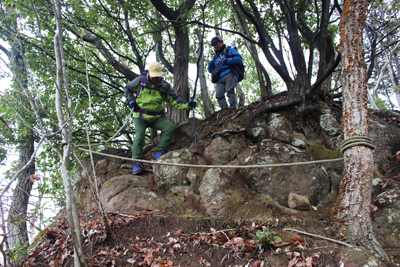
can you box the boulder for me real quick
[288,192,312,211]
[267,113,292,143]
[99,174,169,213]
[239,139,330,206]
[152,148,194,189]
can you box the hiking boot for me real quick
[132,162,143,175]
[152,151,165,161]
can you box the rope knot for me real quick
[339,136,375,154]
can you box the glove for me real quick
[189,100,196,109]
[130,101,139,112]
[222,58,228,65]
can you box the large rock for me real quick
[267,113,292,143]
[369,118,400,172]
[320,113,341,136]
[288,192,312,211]
[239,139,331,206]
[203,136,244,165]
[152,148,194,189]
[197,168,250,217]
[335,247,385,267]
[99,174,169,212]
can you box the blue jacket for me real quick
[208,46,243,81]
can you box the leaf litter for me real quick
[23,210,341,267]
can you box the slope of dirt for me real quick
[23,201,400,267]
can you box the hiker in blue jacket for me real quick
[208,36,243,109]
[125,62,196,174]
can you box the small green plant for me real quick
[251,227,282,251]
[6,241,29,266]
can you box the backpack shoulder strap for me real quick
[138,70,165,96]
[224,46,231,58]
[137,70,149,97]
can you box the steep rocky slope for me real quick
[25,101,400,266]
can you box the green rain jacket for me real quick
[124,74,191,121]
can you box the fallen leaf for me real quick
[199,256,205,264]
[253,259,261,267]
[127,258,135,264]
[291,236,304,242]
[371,204,379,212]
[30,250,40,258]
[305,257,313,267]
[288,256,299,267]
[231,237,245,245]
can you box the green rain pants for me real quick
[131,117,176,162]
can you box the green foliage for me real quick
[394,85,400,94]
[6,241,29,266]
[374,97,388,110]
[251,228,282,251]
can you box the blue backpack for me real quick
[224,46,245,82]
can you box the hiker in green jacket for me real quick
[125,62,196,174]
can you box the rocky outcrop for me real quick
[73,102,400,250]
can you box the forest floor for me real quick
[22,197,400,267]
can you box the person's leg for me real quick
[152,117,176,152]
[215,80,228,108]
[132,118,148,162]
[225,73,238,108]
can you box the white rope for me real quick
[76,147,343,169]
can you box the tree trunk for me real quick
[236,83,245,107]
[167,26,189,124]
[7,132,34,249]
[150,0,196,125]
[331,0,388,260]
[195,28,213,118]
[52,0,87,265]
[313,0,335,96]
[6,38,35,252]
[230,0,272,100]
[392,52,400,107]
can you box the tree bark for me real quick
[314,0,335,96]
[80,29,138,81]
[331,0,388,260]
[7,132,34,249]
[230,0,272,100]
[195,28,213,118]
[236,83,245,107]
[52,0,87,265]
[150,0,196,124]
[6,27,35,252]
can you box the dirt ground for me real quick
[21,201,400,267]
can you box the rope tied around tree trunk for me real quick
[339,136,375,154]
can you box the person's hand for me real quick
[189,100,196,109]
